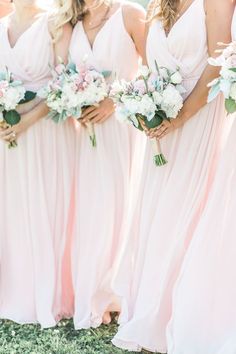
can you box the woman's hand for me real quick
[147,116,186,139]
[0,101,49,143]
[0,112,34,142]
[80,98,116,124]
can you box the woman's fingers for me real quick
[91,113,105,123]
[2,131,16,142]
[0,126,13,138]
[81,106,97,118]
[81,110,99,122]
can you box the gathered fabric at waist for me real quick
[24,78,51,93]
[182,76,200,100]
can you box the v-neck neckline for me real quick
[5,13,45,50]
[81,7,121,51]
[164,0,198,39]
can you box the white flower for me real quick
[161,85,183,118]
[152,91,163,105]
[139,94,156,121]
[138,65,150,78]
[0,85,25,111]
[159,67,169,80]
[230,82,236,100]
[220,67,236,80]
[170,71,182,84]
[208,56,223,67]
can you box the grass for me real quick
[0,319,151,354]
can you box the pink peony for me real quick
[133,79,147,95]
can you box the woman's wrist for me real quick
[177,109,190,125]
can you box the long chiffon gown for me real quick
[166,9,236,354]
[69,5,144,329]
[112,0,230,352]
[0,14,76,327]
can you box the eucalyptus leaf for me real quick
[102,70,112,78]
[207,84,221,103]
[67,62,77,73]
[225,98,236,114]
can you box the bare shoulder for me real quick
[122,1,146,21]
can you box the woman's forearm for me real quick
[178,65,221,124]
[22,101,49,126]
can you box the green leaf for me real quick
[102,70,112,78]
[229,68,236,73]
[225,98,236,114]
[145,111,166,129]
[67,62,76,73]
[3,110,21,126]
[19,91,37,104]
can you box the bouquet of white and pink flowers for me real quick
[110,64,185,166]
[39,61,110,147]
[0,68,36,148]
[208,41,236,113]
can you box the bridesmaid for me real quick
[69,0,146,329]
[0,0,76,327]
[167,7,236,354]
[112,0,234,352]
[0,0,12,18]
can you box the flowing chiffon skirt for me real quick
[167,117,236,354]
[0,118,76,327]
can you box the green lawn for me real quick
[0,319,152,354]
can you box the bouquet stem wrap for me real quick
[151,138,167,166]
[86,121,97,148]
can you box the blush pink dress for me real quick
[69,5,143,329]
[0,14,76,327]
[166,9,236,354]
[112,0,230,352]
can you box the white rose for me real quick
[229,82,236,100]
[170,71,182,84]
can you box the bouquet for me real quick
[208,41,236,113]
[0,68,36,148]
[39,61,110,147]
[110,63,185,166]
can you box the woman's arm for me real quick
[151,0,235,139]
[123,2,147,62]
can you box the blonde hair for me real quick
[51,0,112,41]
[50,0,81,41]
[147,0,180,32]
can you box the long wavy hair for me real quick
[50,0,82,41]
[147,0,180,32]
